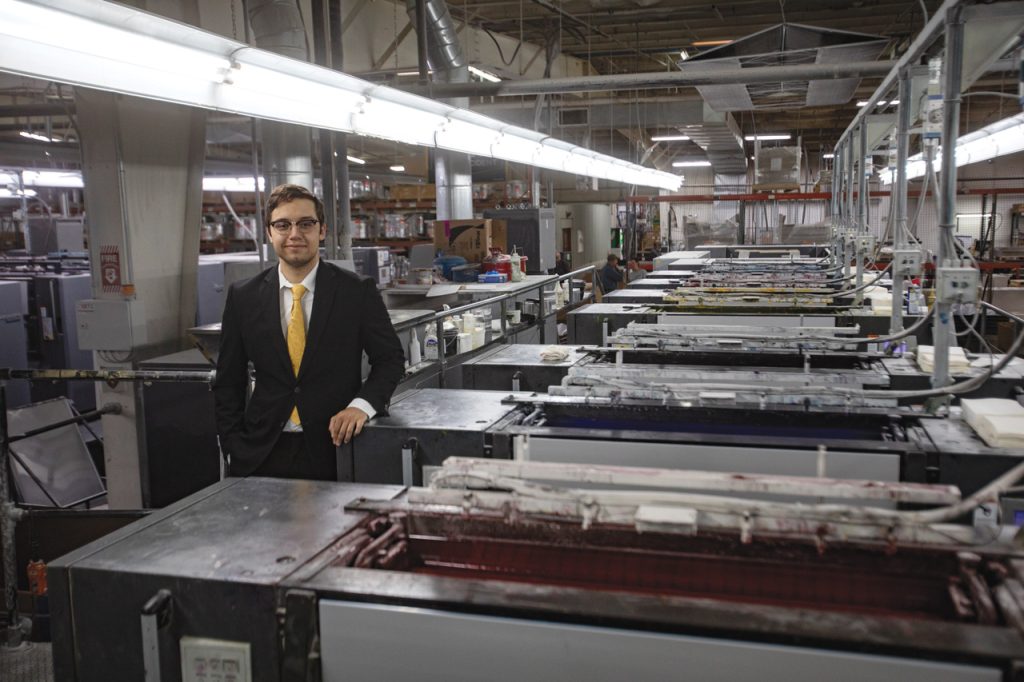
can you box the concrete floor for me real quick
[0,641,53,682]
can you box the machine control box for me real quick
[935,267,980,304]
[893,249,924,277]
[180,637,251,682]
[75,298,147,351]
[856,235,876,253]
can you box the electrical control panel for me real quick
[856,235,876,253]
[893,249,923,277]
[180,637,251,682]
[75,298,147,351]
[935,267,979,304]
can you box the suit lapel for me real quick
[297,262,338,380]
[259,267,292,376]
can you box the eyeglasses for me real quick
[269,218,320,234]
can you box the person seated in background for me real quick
[626,260,646,282]
[598,253,624,292]
[553,251,571,276]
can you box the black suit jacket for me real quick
[213,261,405,476]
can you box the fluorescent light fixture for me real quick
[744,134,791,141]
[202,176,266,192]
[0,0,681,191]
[396,70,433,77]
[678,49,690,61]
[389,164,406,172]
[857,100,899,107]
[671,160,712,167]
[651,134,690,141]
[879,112,1024,185]
[468,65,501,83]
[435,116,501,156]
[823,153,835,159]
[0,170,81,188]
[346,155,366,165]
[2,169,268,192]
[0,188,37,198]
[692,40,732,47]
[956,213,993,219]
[19,130,59,142]
[492,134,544,166]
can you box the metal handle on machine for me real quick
[141,589,173,682]
[401,438,419,487]
[512,370,522,392]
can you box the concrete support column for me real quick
[75,90,206,508]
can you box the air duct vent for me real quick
[559,108,590,127]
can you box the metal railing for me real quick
[387,265,596,387]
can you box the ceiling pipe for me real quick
[404,60,893,98]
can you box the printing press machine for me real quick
[569,302,923,344]
[342,384,1023,498]
[48,469,1024,681]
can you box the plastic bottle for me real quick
[409,331,422,365]
[424,327,439,360]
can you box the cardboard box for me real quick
[390,184,435,201]
[433,219,506,263]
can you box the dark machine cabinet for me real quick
[30,273,95,410]
[0,280,30,406]
[341,389,516,485]
[138,349,221,508]
[48,479,401,682]
[483,207,556,274]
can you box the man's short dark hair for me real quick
[265,184,325,229]
[606,253,620,264]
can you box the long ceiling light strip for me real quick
[1,0,682,191]
[879,112,1024,185]
[0,169,267,192]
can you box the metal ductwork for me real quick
[404,0,468,82]
[686,107,747,175]
[473,98,746,173]
[245,0,313,191]
[680,24,889,112]
[405,0,472,219]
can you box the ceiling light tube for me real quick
[346,155,366,165]
[468,65,501,83]
[0,188,37,198]
[651,135,690,141]
[879,112,1024,185]
[744,134,791,141]
[435,117,501,156]
[0,0,681,191]
[19,131,58,142]
[671,160,712,167]
[692,40,732,47]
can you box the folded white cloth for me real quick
[916,345,971,373]
[961,398,1024,449]
[539,345,570,362]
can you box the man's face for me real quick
[267,198,325,269]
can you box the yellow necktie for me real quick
[287,284,307,425]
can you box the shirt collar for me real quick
[278,261,319,294]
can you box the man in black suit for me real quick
[213,184,405,480]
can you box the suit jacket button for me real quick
[294,387,301,394]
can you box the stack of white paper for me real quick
[961,398,1024,449]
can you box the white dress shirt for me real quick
[278,262,375,432]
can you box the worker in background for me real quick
[213,184,406,480]
[627,260,646,282]
[598,253,624,292]
[553,251,571,276]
